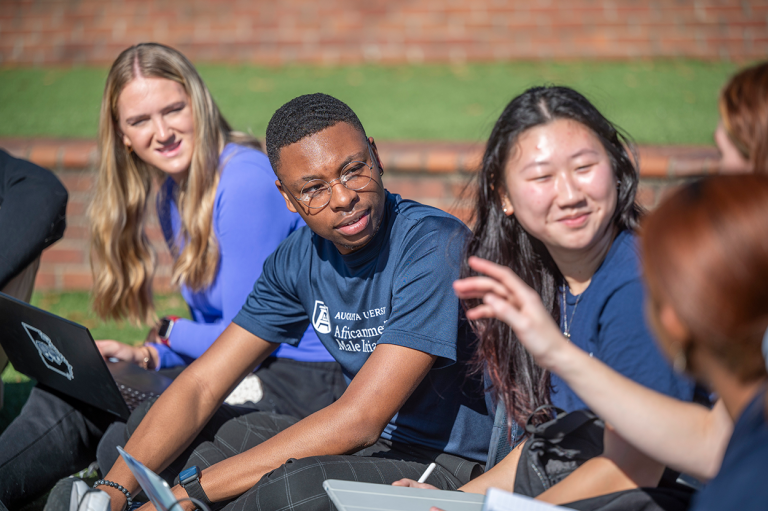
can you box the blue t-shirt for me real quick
[691,388,768,510]
[234,192,493,462]
[552,230,693,411]
[154,143,333,368]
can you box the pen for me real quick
[417,462,437,483]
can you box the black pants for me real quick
[0,358,345,510]
[108,399,484,511]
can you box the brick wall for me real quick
[0,138,720,292]
[2,0,766,65]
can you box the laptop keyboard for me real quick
[118,384,157,411]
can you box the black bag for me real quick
[514,406,694,511]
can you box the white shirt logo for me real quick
[312,300,332,334]
[22,322,74,380]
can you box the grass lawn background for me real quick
[0,60,738,145]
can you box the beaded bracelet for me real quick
[93,479,132,508]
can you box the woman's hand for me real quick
[391,478,439,490]
[453,256,568,369]
[96,340,158,369]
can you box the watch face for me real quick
[179,465,201,484]
[157,318,172,338]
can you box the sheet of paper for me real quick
[481,487,569,511]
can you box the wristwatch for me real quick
[179,466,212,509]
[157,316,180,346]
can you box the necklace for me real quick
[561,285,582,339]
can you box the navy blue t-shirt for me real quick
[552,230,694,411]
[234,192,493,462]
[692,388,768,510]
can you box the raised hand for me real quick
[452,256,568,369]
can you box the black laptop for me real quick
[0,292,173,420]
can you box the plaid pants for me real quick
[123,401,484,511]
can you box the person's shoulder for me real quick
[391,193,470,240]
[218,143,273,185]
[697,393,768,510]
[594,229,642,288]
[274,224,314,257]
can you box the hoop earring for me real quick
[126,145,133,154]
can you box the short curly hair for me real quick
[265,93,367,173]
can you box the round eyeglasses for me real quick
[288,145,378,209]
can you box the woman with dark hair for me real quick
[456,175,768,509]
[437,63,768,494]
[396,86,692,504]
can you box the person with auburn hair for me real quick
[716,61,768,173]
[455,175,768,509]
[0,43,343,510]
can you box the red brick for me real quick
[63,225,90,240]
[154,275,173,292]
[459,149,484,173]
[425,150,459,173]
[29,143,60,169]
[34,270,57,290]
[62,271,93,290]
[66,200,86,217]
[61,142,96,168]
[41,247,84,264]
[391,151,423,173]
[58,172,96,192]
[639,155,670,177]
[0,0,763,63]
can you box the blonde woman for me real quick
[0,43,343,510]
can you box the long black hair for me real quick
[464,86,643,430]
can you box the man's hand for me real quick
[137,484,195,511]
[391,478,439,490]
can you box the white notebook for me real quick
[323,480,569,511]
[482,487,569,511]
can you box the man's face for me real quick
[275,122,386,254]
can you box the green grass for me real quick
[0,60,738,145]
[1,291,189,384]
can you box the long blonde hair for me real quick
[90,42,260,324]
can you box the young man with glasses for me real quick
[92,93,493,511]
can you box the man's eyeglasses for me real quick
[283,144,379,210]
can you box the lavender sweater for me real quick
[152,143,333,368]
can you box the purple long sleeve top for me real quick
[152,143,333,368]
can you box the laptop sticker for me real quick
[22,321,74,380]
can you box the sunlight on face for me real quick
[275,122,386,255]
[117,77,195,181]
[502,118,618,258]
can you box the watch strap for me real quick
[180,467,212,509]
